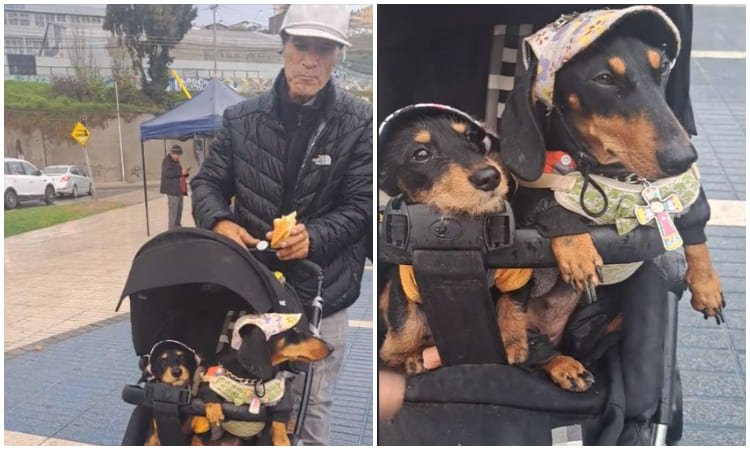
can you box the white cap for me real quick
[280,4,351,47]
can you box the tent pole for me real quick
[141,139,150,236]
[164,140,167,157]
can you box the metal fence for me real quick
[4,64,373,95]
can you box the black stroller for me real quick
[117,228,325,445]
[378,201,685,445]
[377,4,696,445]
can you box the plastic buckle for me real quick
[144,382,192,406]
[384,195,409,248]
[484,201,515,250]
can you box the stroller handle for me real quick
[379,201,668,268]
[121,384,269,421]
[249,240,324,278]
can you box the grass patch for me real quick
[4,200,127,237]
[4,80,161,114]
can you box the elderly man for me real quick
[160,144,189,229]
[190,4,372,445]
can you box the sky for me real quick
[193,4,368,27]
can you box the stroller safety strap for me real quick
[144,383,192,445]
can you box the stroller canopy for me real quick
[119,228,302,356]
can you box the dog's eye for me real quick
[593,73,614,85]
[411,148,431,162]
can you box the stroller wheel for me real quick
[666,370,683,445]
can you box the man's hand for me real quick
[266,223,309,260]
[213,219,260,249]
[378,369,406,421]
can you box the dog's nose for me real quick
[657,143,697,176]
[171,367,183,378]
[469,166,501,191]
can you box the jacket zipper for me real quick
[291,120,327,210]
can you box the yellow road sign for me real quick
[71,121,90,147]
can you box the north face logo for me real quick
[312,155,332,166]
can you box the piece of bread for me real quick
[270,211,297,248]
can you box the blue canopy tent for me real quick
[138,78,246,235]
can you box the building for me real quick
[350,5,373,34]
[4,4,282,81]
[3,4,368,92]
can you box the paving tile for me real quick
[679,426,746,446]
[683,398,746,428]
[678,327,731,349]
[679,370,744,398]
[676,348,738,373]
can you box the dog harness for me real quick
[519,161,701,284]
[522,5,681,110]
[399,265,533,302]
[201,366,287,438]
[202,366,286,409]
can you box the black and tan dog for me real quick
[500,7,724,339]
[196,313,331,446]
[378,105,594,392]
[140,340,207,446]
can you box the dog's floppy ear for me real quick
[378,161,402,197]
[499,57,547,182]
[270,334,333,366]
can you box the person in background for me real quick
[190,4,372,445]
[160,144,190,229]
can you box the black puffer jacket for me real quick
[160,155,183,196]
[191,71,373,316]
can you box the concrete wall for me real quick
[4,112,202,184]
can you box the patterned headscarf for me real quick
[523,5,681,109]
[231,313,302,349]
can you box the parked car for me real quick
[42,165,94,198]
[4,158,56,209]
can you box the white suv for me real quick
[4,158,56,209]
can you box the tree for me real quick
[103,5,197,101]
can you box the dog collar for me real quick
[524,6,681,109]
[231,313,302,350]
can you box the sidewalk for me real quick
[4,192,373,445]
[673,14,746,442]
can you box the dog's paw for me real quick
[542,355,595,392]
[404,352,426,375]
[497,295,529,365]
[551,234,603,301]
[272,422,291,446]
[204,402,224,427]
[687,264,725,324]
[504,338,529,365]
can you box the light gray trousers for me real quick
[291,308,349,445]
[167,195,183,229]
